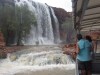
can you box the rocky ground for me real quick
[0,46,31,58]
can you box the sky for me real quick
[33,0,72,12]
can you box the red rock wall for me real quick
[0,32,5,47]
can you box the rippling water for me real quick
[0,46,75,75]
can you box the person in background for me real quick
[85,35,95,59]
[75,34,92,75]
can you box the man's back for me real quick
[77,39,92,61]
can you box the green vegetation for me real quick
[62,18,73,32]
[0,4,36,46]
[61,17,76,44]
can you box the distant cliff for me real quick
[52,7,71,24]
[52,7,73,44]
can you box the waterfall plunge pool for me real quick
[0,46,75,75]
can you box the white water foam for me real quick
[0,49,75,75]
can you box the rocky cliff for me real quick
[52,7,73,43]
[52,7,71,24]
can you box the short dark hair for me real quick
[85,35,92,42]
[77,34,82,41]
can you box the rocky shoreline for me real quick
[0,46,29,58]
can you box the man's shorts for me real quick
[77,60,92,71]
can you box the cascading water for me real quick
[49,7,60,43]
[15,0,60,45]
[0,46,75,75]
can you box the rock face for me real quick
[52,7,72,43]
[52,7,71,24]
[0,32,5,47]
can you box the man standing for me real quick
[76,34,92,75]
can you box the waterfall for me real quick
[15,0,60,45]
[49,7,60,43]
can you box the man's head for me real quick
[85,35,92,42]
[77,34,82,41]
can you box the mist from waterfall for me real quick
[15,0,60,45]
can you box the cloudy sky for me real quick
[33,0,72,12]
